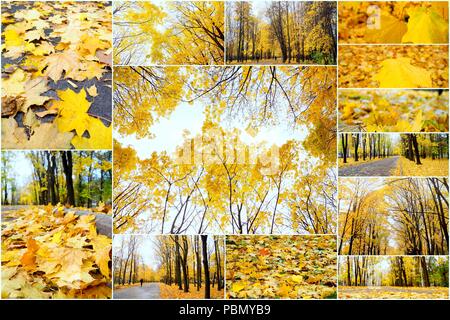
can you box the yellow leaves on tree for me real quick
[113,66,185,139]
[113,66,336,234]
[113,1,224,65]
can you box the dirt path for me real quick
[114,283,161,299]
[339,156,399,176]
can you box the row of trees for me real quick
[340,256,448,288]
[400,133,449,165]
[339,133,394,163]
[113,235,224,298]
[114,236,154,285]
[339,178,449,255]
[226,1,337,64]
[114,138,336,235]
[1,151,112,207]
[156,235,224,298]
[339,133,449,164]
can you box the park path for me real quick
[114,283,161,299]
[339,156,399,176]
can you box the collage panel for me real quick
[338,1,449,44]
[338,256,449,299]
[338,45,449,88]
[113,235,225,299]
[338,177,449,256]
[1,150,112,299]
[226,235,337,299]
[338,133,449,176]
[1,1,113,150]
[337,0,450,303]
[225,1,337,65]
[112,1,224,65]
[338,89,449,133]
[113,66,337,235]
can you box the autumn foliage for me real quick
[226,1,337,64]
[338,1,448,44]
[339,178,449,255]
[113,66,336,234]
[2,205,111,299]
[226,235,337,299]
[1,1,112,149]
[339,256,448,299]
[113,1,224,65]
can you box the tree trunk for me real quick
[201,235,210,298]
[61,151,75,206]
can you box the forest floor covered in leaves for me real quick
[339,286,449,299]
[1,205,111,299]
[338,45,448,88]
[1,1,112,149]
[226,236,337,299]
[159,283,224,299]
[393,158,449,176]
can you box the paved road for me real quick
[114,283,161,299]
[339,156,399,176]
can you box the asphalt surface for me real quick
[339,156,399,176]
[114,283,161,299]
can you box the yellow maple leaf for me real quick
[71,117,112,149]
[2,68,27,96]
[32,41,55,56]
[20,239,39,270]
[373,57,432,88]
[91,235,111,278]
[43,50,80,82]
[231,282,246,292]
[277,284,291,297]
[402,7,448,44]
[22,77,51,111]
[4,29,24,47]
[54,88,91,136]
[365,12,407,43]
[79,34,109,56]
